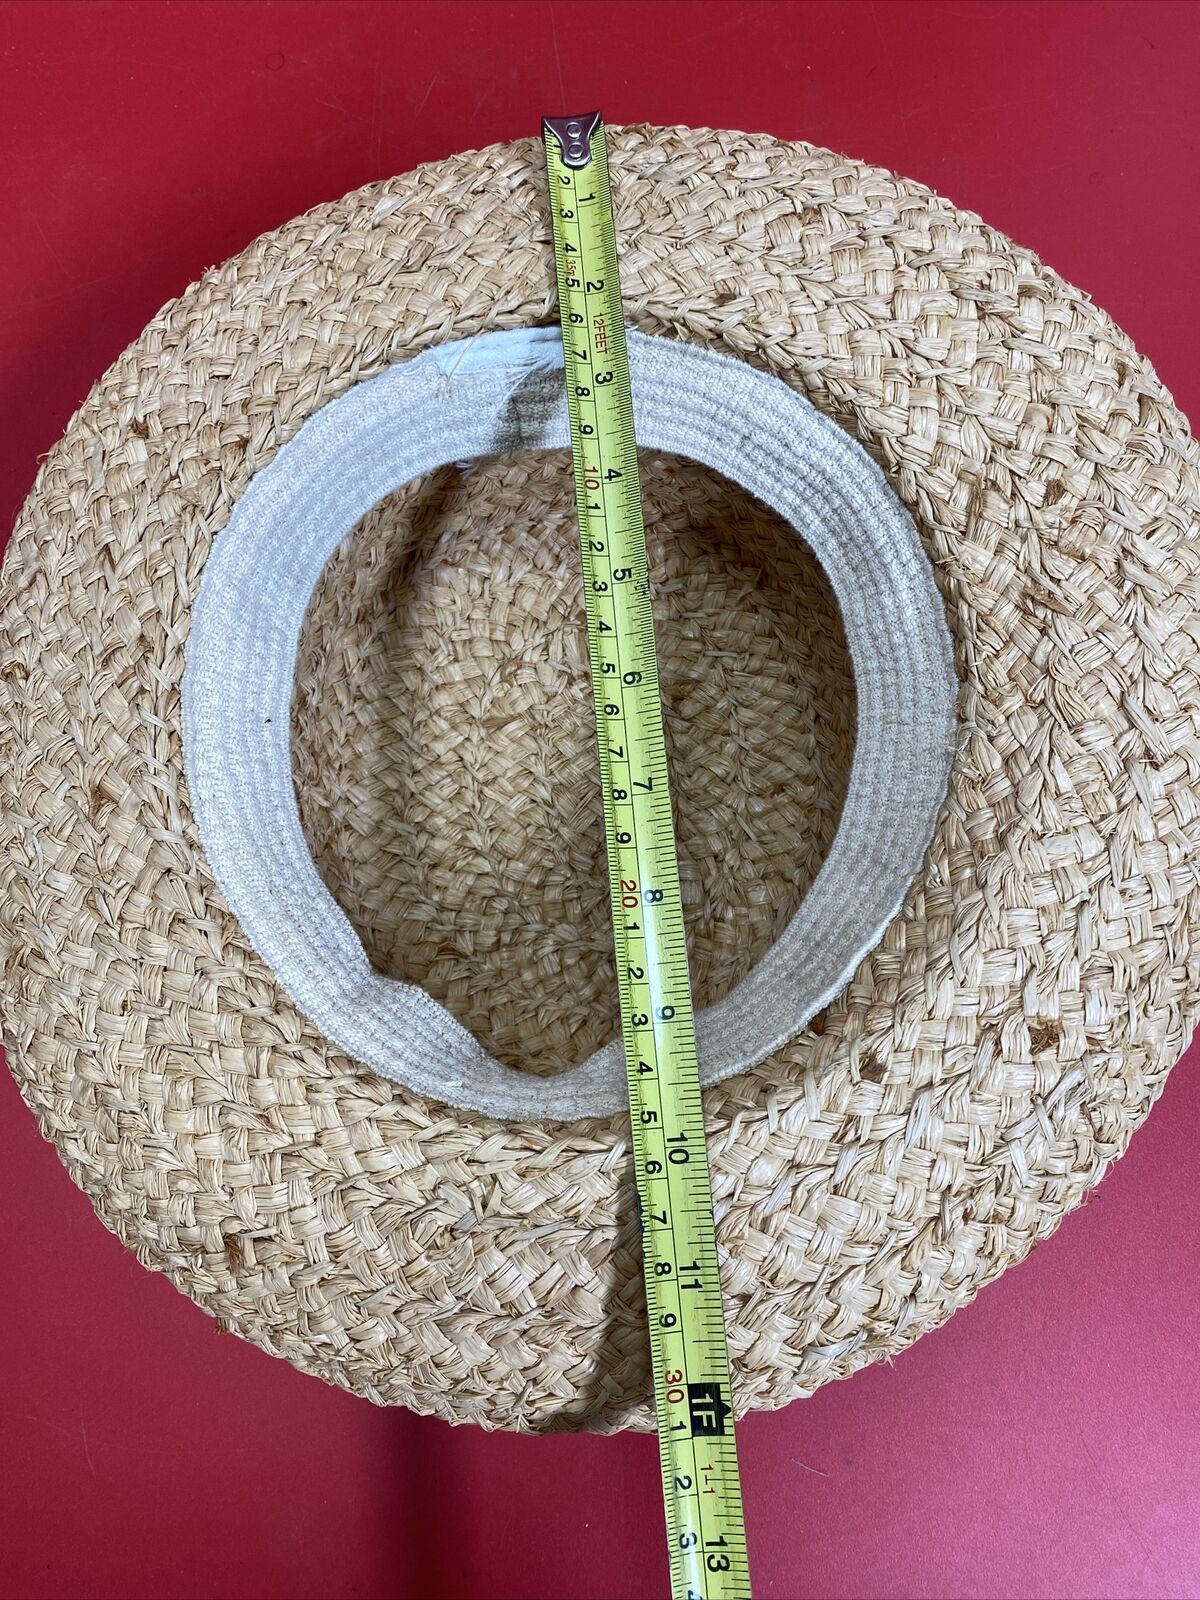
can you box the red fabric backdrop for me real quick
[2,4,1198,1597]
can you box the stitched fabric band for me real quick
[183,329,958,1120]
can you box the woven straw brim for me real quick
[2,125,1198,1432]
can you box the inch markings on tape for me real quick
[542,111,751,1600]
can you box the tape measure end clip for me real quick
[543,111,602,168]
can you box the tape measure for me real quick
[543,112,751,1600]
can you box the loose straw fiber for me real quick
[2,125,1199,1433]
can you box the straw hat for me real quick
[2,125,1198,1433]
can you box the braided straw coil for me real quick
[2,125,1199,1432]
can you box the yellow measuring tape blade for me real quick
[543,112,751,1600]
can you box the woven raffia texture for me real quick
[293,451,854,1079]
[2,126,1199,1433]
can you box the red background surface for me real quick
[2,4,1199,1597]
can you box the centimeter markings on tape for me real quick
[543,112,751,1600]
